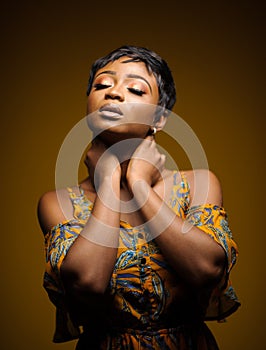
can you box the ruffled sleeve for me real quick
[43,220,85,342]
[185,204,240,320]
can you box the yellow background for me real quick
[1,1,265,349]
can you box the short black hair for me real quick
[86,45,176,116]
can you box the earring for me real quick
[151,127,157,135]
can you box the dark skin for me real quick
[38,58,226,319]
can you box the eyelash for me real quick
[127,87,145,96]
[93,83,111,90]
[93,83,146,96]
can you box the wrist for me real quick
[127,173,151,191]
[128,175,150,195]
[95,174,121,213]
[128,179,151,208]
[97,165,121,181]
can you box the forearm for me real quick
[61,174,121,294]
[130,180,226,288]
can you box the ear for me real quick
[154,114,167,131]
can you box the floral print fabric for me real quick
[43,171,240,348]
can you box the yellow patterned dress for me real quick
[43,171,240,349]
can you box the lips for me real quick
[99,104,123,118]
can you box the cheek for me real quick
[86,94,98,114]
[124,103,157,125]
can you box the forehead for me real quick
[95,57,156,81]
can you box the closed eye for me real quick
[127,87,146,96]
[93,83,112,90]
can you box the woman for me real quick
[38,45,240,349]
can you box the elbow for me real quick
[193,247,227,288]
[187,259,225,289]
[71,279,107,296]
[60,265,108,296]
[203,263,225,287]
[188,260,225,289]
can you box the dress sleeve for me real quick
[43,220,85,342]
[185,204,240,320]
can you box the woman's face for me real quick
[86,57,161,140]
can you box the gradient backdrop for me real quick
[1,1,265,349]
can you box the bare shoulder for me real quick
[37,189,73,235]
[183,169,223,207]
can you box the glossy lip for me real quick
[99,103,123,119]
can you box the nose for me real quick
[105,86,124,102]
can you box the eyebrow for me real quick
[95,70,153,93]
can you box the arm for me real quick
[126,138,226,288]
[60,172,121,295]
[38,140,121,297]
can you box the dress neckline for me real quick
[70,170,190,227]
[77,170,186,207]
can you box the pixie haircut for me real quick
[86,45,176,116]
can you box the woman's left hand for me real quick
[126,135,166,189]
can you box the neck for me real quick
[120,159,130,186]
[91,133,144,188]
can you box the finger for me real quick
[161,154,166,164]
[157,154,166,174]
[157,153,166,165]
[147,138,156,149]
[144,135,155,142]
